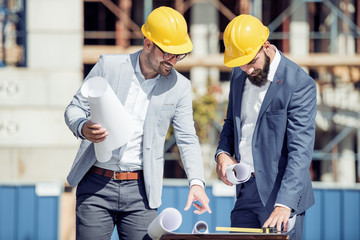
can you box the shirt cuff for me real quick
[190,179,205,188]
[215,151,230,162]
[77,120,87,139]
[274,203,292,211]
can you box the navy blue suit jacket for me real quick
[216,52,316,214]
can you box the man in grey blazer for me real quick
[215,15,316,240]
[65,7,211,240]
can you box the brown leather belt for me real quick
[91,166,142,180]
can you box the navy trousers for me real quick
[76,171,157,240]
[231,176,305,240]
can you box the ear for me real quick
[263,41,270,50]
[263,41,272,55]
[263,41,275,60]
[143,38,152,51]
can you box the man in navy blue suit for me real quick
[215,14,316,240]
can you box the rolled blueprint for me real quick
[226,162,251,185]
[147,208,182,240]
[81,76,134,162]
[192,221,209,234]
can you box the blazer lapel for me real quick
[257,56,286,120]
[115,51,140,105]
[234,72,246,142]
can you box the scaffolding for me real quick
[81,0,360,183]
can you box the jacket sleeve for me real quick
[276,71,317,211]
[216,68,238,159]
[171,76,205,183]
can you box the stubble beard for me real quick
[146,47,172,76]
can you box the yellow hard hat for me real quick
[141,6,193,54]
[223,14,269,67]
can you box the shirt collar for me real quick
[267,45,281,82]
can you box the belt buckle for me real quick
[113,171,118,180]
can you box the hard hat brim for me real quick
[224,44,262,68]
[141,25,193,54]
[155,40,193,55]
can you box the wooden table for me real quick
[160,233,289,240]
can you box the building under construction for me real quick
[0,0,360,239]
[82,0,360,183]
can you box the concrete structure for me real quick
[0,0,83,183]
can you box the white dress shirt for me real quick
[94,55,159,171]
[240,47,281,171]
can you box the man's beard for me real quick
[146,46,172,76]
[247,53,270,87]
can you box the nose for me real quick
[240,65,254,75]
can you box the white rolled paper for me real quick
[192,221,209,234]
[147,208,182,240]
[226,162,251,185]
[81,76,135,162]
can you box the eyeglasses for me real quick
[154,44,187,61]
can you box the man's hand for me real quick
[262,206,291,232]
[184,185,212,215]
[216,153,238,186]
[82,121,108,143]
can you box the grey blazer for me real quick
[64,51,205,208]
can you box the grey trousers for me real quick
[76,171,157,240]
